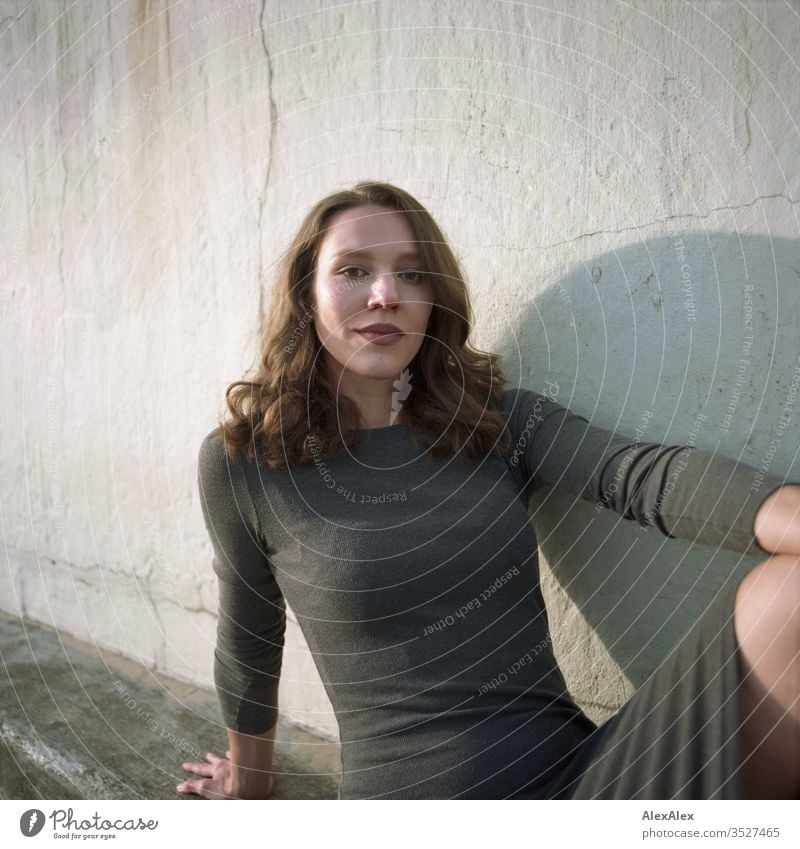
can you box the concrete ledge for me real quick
[0,611,340,800]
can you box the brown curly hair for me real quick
[217,180,512,468]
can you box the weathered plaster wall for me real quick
[1,0,798,741]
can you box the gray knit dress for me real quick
[197,388,786,799]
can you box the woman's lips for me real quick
[356,330,404,346]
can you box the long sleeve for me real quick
[505,389,787,555]
[197,430,286,734]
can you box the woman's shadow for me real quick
[494,231,800,721]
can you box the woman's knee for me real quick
[734,554,800,658]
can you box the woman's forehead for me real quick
[321,205,416,253]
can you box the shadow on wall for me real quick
[495,231,800,690]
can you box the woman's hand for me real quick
[176,749,274,799]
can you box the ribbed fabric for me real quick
[197,388,787,799]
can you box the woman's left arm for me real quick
[508,388,794,555]
[753,484,800,555]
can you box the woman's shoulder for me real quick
[198,424,224,465]
[197,426,249,492]
[494,384,572,433]
[494,385,550,416]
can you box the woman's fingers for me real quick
[176,779,197,795]
[176,778,231,800]
[180,760,214,777]
[180,751,227,776]
[176,751,235,798]
[177,778,201,795]
[178,779,215,798]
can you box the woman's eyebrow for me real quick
[329,248,422,262]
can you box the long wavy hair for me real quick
[217,180,512,468]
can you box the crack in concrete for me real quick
[744,106,752,157]
[57,102,68,295]
[741,34,753,157]
[18,553,213,618]
[106,0,116,92]
[0,0,34,38]
[529,193,800,252]
[135,574,167,669]
[256,0,277,327]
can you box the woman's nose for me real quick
[366,271,400,306]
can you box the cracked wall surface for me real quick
[1,0,798,741]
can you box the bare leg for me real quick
[734,554,800,799]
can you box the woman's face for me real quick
[310,203,435,386]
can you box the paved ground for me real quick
[0,611,340,799]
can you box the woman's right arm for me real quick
[225,723,277,797]
[179,431,287,799]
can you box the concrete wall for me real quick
[1,0,798,741]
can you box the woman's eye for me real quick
[337,268,425,283]
[340,267,367,279]
[399,270,425,283]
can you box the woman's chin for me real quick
[346,355,413,380]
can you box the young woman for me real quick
[178,181,799,800]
